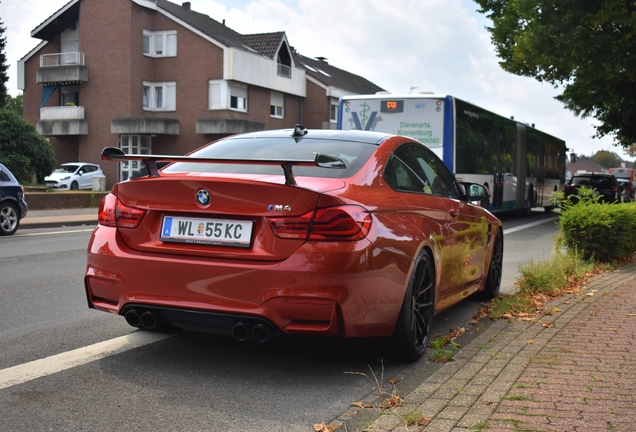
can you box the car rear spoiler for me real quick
[101,147,346,186]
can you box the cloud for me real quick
[1,0,625,157]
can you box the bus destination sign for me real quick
[380,100,404,113]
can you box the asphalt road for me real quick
[0,211,559,431]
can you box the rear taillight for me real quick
[268,205,371,241]
[98,193,146,229]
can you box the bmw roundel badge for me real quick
[196,189,211,206]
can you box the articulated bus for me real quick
[337,94,567,214]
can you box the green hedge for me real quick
[558,201,636,262]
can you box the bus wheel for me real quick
[523,187,534,216]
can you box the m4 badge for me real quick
[267,204,292,212]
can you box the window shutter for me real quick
[154,34,164,56]
[209,81,221,109]
[166,82,176,110]
[166,33,177,56]
[233,85,247,101]
[270,91,284,107]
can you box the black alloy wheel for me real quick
[70,181,79,190]
[480,229,503,299]
[0,202,19,236]
[390,249,435,362]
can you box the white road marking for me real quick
[0,331,174,390]
[16,229,95,237]
[503,216,558,235]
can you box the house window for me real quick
[208,80,248,112]
[143,30,177,57]
[143,82,176,111]
[119,135,151,181]
[230,83,247,111]
[277,41,292,78]
[270,91,284,118]
[61,85,79,106]
[330,99,338,123]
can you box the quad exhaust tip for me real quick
[125,311,271,342]
[124,309,159,331]
[124,309,141,327]
[232,322,269,343]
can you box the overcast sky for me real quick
[1,0,628,159]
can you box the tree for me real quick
[0,109,56,184]
[474,0,636,148]
[592,150,622,169]
[4,94,22,116]
[0,10,8,107]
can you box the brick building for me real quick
[18,0,383,188]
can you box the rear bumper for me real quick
[85,226,411,338]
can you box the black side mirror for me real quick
[460,182,490,202]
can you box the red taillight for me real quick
[98,193,146,229]
[267,211,314,239]
[268,205,371,241]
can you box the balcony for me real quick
[37,106,88,136]
[37,52,88,85]
[196,118,265,135]
[111,117,180,135]
[277,63,291,78]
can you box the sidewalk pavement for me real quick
[20,207,98,229]
[342,262,636,432]
[19,209,636,431]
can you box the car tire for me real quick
[478,229,503,300]
[70,181,79,190]
[0,202,20,236]
[389,248,435,362]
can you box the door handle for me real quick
[448,208,458,218]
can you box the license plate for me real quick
[160,216,253,247]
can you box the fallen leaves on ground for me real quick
[378,395,403,409]
[414,416,431,426]
[351,401,373,409]
[311,422,338,432]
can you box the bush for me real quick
[557,197,636,262]
[0,108,56,183]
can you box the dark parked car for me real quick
[618,179,635,202]
[0,163,28,236]
[564,173,622,203]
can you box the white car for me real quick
[45,163,104,190]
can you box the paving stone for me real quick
[342,263,636,432]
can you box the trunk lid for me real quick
[113,173,345,261]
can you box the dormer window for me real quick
[277,42,292,78]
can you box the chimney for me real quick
[182,2,191,11]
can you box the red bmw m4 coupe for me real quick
[85,126,503,361]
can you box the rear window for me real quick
[164,137,377,179]
[571,176,612,188]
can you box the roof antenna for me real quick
[291,124,308,142]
